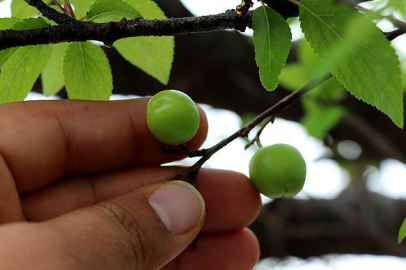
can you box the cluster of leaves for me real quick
[252,0,404,129]
[0,0,174,101]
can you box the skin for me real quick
[0,99,261,270]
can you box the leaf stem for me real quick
[64,0,76,19]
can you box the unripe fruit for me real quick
[249,144,306,198]
[147,90,200,145]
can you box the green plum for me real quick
[147,90,200,145]
[249,144,306,198]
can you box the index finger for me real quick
[0,99,208,193]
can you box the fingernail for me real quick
[149,181,205,235]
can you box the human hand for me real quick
[0,99,261,270]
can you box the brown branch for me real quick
[172,74,332,182]
[0,0,402,50]
[24,0,74,24]
[0,10,252,50]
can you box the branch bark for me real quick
[0,0,403,51]
[0,10,252,50]
[24,0,74,24]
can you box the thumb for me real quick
[50,180,205,270]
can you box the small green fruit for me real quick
[147,90,200,145]
[249,144,306,198]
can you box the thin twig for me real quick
[24,0,74,24]
[52,0,64,13]
[172,74,332,182]
[63,0,76,19]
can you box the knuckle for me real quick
[94,202,151,270]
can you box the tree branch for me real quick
[172,74,332,182]
[0,0,403,50]
[24,0,74,24]
[0,10,252,50]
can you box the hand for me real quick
[0,99,261,270]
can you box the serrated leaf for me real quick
[64,42,112,100]
[114,37,174,85]
[252,6,292,91]
[0,18,22,67]
[70,0,97,18]
[114,0,174,85]
[0,45,52,103]
[279,64,308,90]
[299,0,404,128]
[13,17,49,30]
[87,0,141,23]
[11,0,40,18]
[41,43,68,96]
[122,0,166,19]
[398,217,406,244]
[1,17,49,67]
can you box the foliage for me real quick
[0,0,405,242]
[398,217,406,244]
[253,5,291,91]
[0,0,174,103]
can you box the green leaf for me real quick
[114,0,174,85]
[252,6,292,91]
[279,64,308,90]
[114,37,174,85]
[299,0,404,128]
[0,18,23,68]
[11,0,40,18]
[13,17,49,30]
[122,0,166,19]
[308,77,346,102]
[64,42,112,100]
[0,48,18,68]
[386,0,406,17]
[70,0,97,18]
[0,18,22,30]
[0,45,52,103]
[41,43,69,96]
[398,217,406,244]
[0,17,52,103]
[87,0,141,22]
[302,100,346,139]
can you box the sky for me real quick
[1,1,406,268]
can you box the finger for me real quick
[0,154,24,223]
[22,168,261,232]
[0,181,206,270]
[0,99,207,194]
[164,229,260,270]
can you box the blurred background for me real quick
[1,0,406,268]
